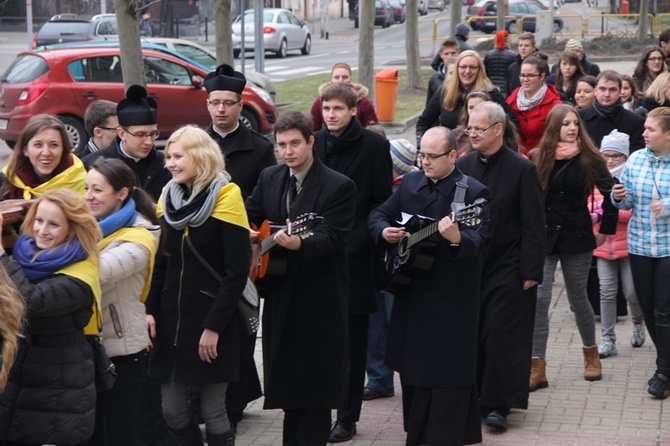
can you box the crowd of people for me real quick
[0,26,669,446]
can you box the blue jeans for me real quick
[365,291,395,393]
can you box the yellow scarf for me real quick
[2,155,87,199]
[157,182,250,230]
[55,258,102,336]
[98,226,158,303]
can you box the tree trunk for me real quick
[405,0,423,90]
[638,0,649,42]
[160,0,174,37]
[114,0,145,88]
[358,0,375,101]
[213,0,234,66]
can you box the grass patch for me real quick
[275,68,432,121]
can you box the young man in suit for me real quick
[312,83,393,442]
[245,111,356,445]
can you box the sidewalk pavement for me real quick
[234,265,669,445]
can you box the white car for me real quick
[144,37,276,102]
[232,8,311,58]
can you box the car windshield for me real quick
[40,21,91,38]
[1,54,49,83]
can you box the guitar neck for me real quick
[260,237,277,256]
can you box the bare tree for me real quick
[358,0,375,101]
[405,0,423,90]
[114,0,145,88]
[212,0,235,65]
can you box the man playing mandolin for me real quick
[244,111,356,445]
[368,126,490,446]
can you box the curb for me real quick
[379,112,421,135]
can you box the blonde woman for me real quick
[0,188,101,445]
[146,125,250,445]
[635,71,670,118]
[0,266,23,392]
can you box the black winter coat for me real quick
[0,255,96,445]
[245,160,356,409]
[314,118,393,314]
[579,103,646,152]
[146,183,251,384]
[82,140,171,202]
[634,97,670,119]
[544,154,618,254]
[484,47,517,96]
[206,123,276,200]
[368,168,490,387]
[426,68,445,106]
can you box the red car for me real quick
[0,47,276,152]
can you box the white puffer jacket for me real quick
[99,214,161,358]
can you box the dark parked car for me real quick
[479,0,563,33]
[389,0,407,23]
[0,47,276,152]
[32,13,118,48]
[354,0,395,28]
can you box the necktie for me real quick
[288,175,298,209]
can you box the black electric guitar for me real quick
[382,198,487,294]
[250,213,325,281]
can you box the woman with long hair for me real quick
[146,125,250,445]
[546,52,585,104]
[635,71,670,119]
[0,114,86,199]
[0,188,101,445]
[507,56,563,155]
[529,104,618,391]
[621,74,642,111]
[84,158,160,445]
[574,75,597,111]
[633,46,667,92]
[0,266,23,392]
[416,50,515,144]
[612,107,670,399]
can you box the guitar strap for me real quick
[451,175,469,213]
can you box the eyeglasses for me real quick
[458,65,479,71]
[648,56,664,62]
[464,123,498,136]
[602,153,625,160]
[123,128,160,140]
[208,99,241,108]
[98,126,118,132]
[519,73,541,79]
[417,151,451,161]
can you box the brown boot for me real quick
[583,345,602,381]
[529,357,548,392]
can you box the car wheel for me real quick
[301,35,311,55]
[553,20,562,33]
[233,49,240,58]
[59,116,86,154]
[506,21,518,34]
[240,108,260,133]
[276,39,287,58]
[355,18,359,28]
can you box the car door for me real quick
[276,12,293,49]
[67,54,126,114]
[141,55,210,137]
[287,12,305,49]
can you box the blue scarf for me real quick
[13,234,88,282]
[98,198,138,238]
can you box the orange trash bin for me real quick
[621,0,628,13]
[375,68,399,122]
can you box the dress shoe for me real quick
[328,421,356,443]
[485,409,509,430]
[362,387,394,400]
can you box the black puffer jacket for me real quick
[484,47,517,96]
[0,255,96,445]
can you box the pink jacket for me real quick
[590,188,632,260]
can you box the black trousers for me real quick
[89,351,149,446]
[282,408,331,445]
[629,254,670,375]
[336,313,369,424]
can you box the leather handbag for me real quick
[185,236,260,336]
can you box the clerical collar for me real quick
[429,164,455,184]
[119,142,142,162]
[212,122,240,139]
[290,160,314,189]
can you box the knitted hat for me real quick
[564,39,583,53]
[495,30,509,50]
[600,129,630,158]
[455,22,471,37]
[389,139,418,175]
[117,85,157,127]
[204,64,246,94]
